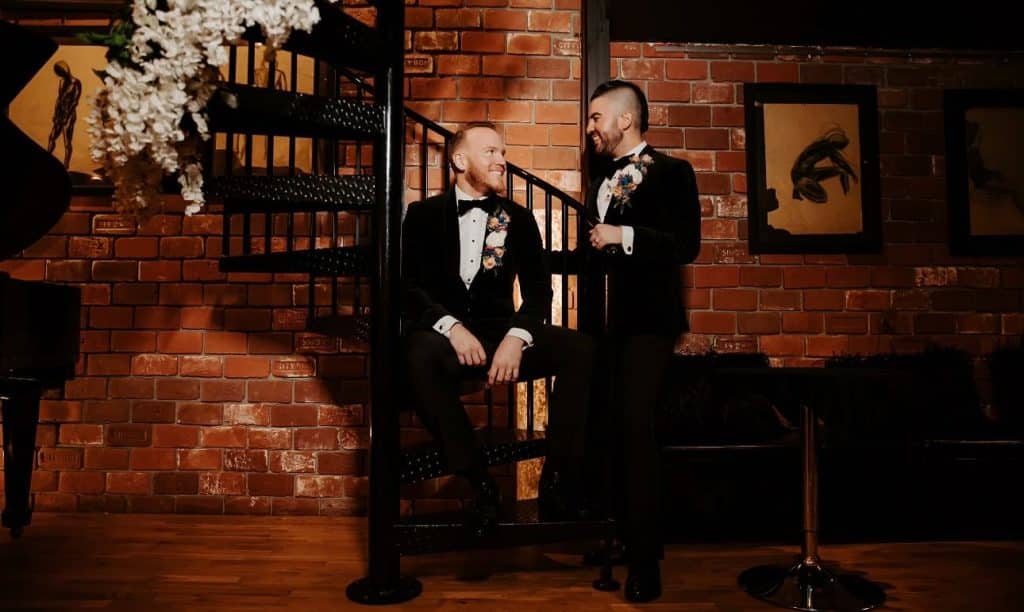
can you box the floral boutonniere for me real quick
[609,153,655,213]
[481,207,510,272]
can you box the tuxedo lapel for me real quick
[630,144,657,207]
[441,188,461,283]
[585,176,602,223]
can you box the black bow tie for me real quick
[457,196,496,217]
[603,155,633,180]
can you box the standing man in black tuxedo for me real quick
[581,80,702,602]
[402,122,595,535]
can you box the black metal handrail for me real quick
[209,38,588,437]
[332,63,590,434]
[402,105,586,433]
[335,64,587,215]
[199,12,597,597]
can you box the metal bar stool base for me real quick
[739,560,885,612]
[346,575,422,605]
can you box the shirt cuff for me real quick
[621,225,635,255]
[434,315,460,338]
[506,327,534,350]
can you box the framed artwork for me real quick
[945,89,1024,256]
[6,43,113,194]
[744,83,881,254]
[5,40,322,193]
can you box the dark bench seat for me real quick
[656,347,1024,542]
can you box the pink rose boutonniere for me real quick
[481,207,510,272]
[610,153,654,214]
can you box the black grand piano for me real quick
[1,21,81,538]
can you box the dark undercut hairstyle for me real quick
[590,79,649,133]
[448,121,499,169]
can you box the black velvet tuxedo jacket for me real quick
[401,188,552,340]
[581,145,702,338]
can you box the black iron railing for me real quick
[212,47,589,433]
[198,2,601,600]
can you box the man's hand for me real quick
[488,335,524,386]
[589,224,623,250]
[449,323,486,367]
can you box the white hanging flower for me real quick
[87,0,337,220]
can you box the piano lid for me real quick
[0,21,72,260]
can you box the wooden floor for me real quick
[1,514,1021,610]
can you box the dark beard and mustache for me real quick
[590,128,623,156]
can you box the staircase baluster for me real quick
[288,51,297,176]
[311,59,319,174]
[420,124,428,200]
[354,215,362,314]
[508,382,515,430]
[307,210,316,324]
[442,139,450,192]
[244,41,255,177]
[224,45,237,257]
[287,52,297,253]
[562,196,569,329]
[242,214,252,256]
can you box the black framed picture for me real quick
[6,42,113,195]
[744,83,881,254]
[945,89,1024,256]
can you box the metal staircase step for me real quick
[400,429,548,484]
[207,175,376,214]
[219,246,369,276]
[309,314,370,342]
[243,0,384,73]
[395,500,614,556]
[207,84,382,140]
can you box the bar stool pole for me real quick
[802,401,819,567]
[738,374,885,612]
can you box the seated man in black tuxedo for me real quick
[581,80,702,602]
[402,122,595,534]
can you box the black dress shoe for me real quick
[466,473,501,537]
[625,562,661,603]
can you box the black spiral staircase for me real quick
[203,0,613,604]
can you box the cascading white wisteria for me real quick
[87,0,330,219]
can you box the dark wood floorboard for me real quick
[1,513,1021,610]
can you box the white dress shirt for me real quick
[432,185,533,347]
[596,140,648,255]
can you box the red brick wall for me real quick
[4,3,1023,516]
[2,195,372,516]
[0,0,584,517]
[404,0,583,200]
[609,43,1024,377]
